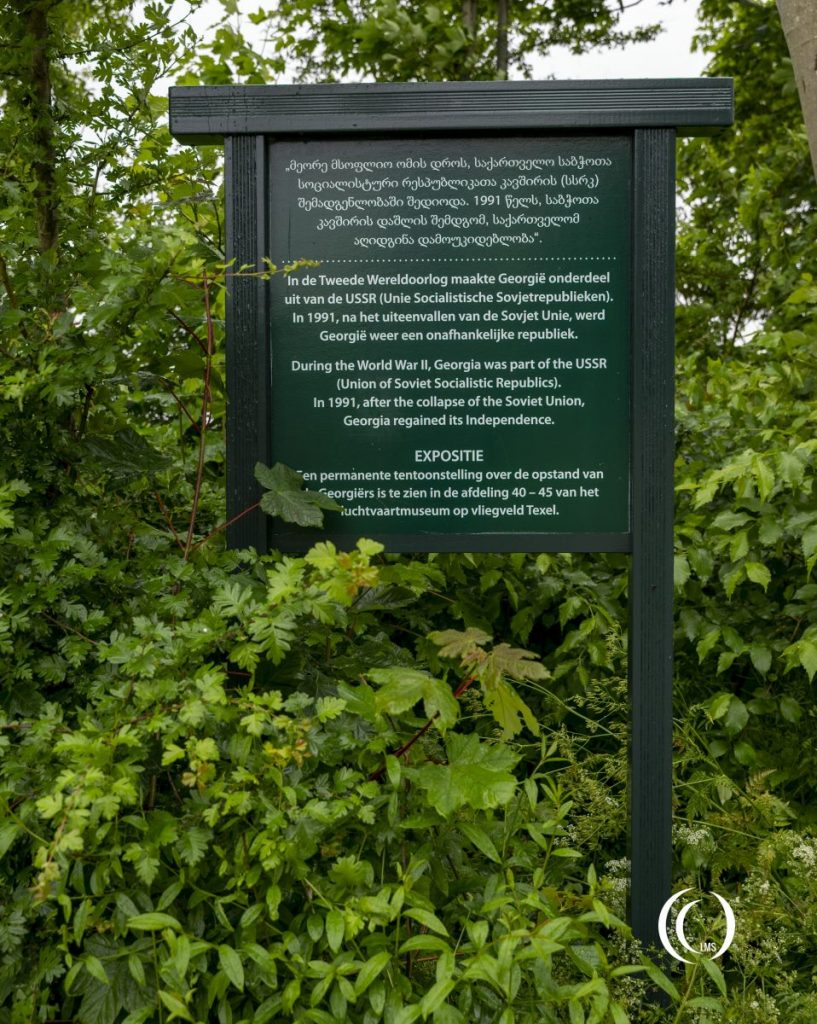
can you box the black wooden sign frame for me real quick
[170,79,733,951]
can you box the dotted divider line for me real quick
[306,256,618,263]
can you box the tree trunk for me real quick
[777,0,817,184]
[26,0,59,253]
[461,0,477,36]
[497,0,509,79]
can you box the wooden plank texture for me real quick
[171,80,734,143]
[629,127,676,950]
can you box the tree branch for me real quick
[0,253,18,308]
[497,0,509,78]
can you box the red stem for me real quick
[189,501,261,553]
[369,675,476,781]
[154,491,185,551]
[169,308,210,357]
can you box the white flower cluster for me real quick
[601,858,631,915]
[746,993,781,1022]
[673,823,716,851]
[791,840,817,867]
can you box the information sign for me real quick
[269,136,631,548]
[169,79,733,952]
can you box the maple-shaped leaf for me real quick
[413,733,518,817]
[474,645,547,738]
[483,678,540,740]
[304,540,338,570]
[478,643,549,688]
[429,627,491,660]
[368,667,459,732]
[255,462,342,528]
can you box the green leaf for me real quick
[558,594,584,627]
[127,912,182,931]
[218,945,244,991]
[282,979,301,1014]
[712,510,751,532]
[745,561,771,589]
[700,955,727,997]
[357,537,384,557]
[643,964,680,1002]
[674,554,691,588]
[326,909,345,952]
[433,1005,464,1024]
[688,546,715,580]
[336,681,377,722]
[385,754,401,786]
[398,935,451,954]
[777,450,804,486]
[729,531,749,561]
[733,739,757,765]
[480,643,548,686]
[83,427,172,479]
[394,1007,422,1024]
[413,734,518,817]
[780,695,802,722]
[459,822,501,863]
[354,952,391,997]
[128,954,146,987]
[697,628,721,663]
[84,954,109,985]
[121,1009,154,1024]
[315,695,347,722]
[751,455,775,501]
[466,921,489,949]
[78,981,118,1024]
[429,627,491,658]
[707,692,732,721]
[420,977,456,1019]
[722,564,744,599]
[369,667,459,732]
[255,462,342,528]
[802,524,817,569]
[758,517,783,545]
[723,697,749,735]
[482,678,540,739]
[404,908,448,936]
[175,825,211,866]
[157,881,185,912]
[687,996,724,1010]
[798,640,817,682]
[609,1005,630,1024]
[749,644,772,675]
[158,990,194,1022]
[610,966,645,978]
[0,821,20,857]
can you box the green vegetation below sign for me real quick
[268,136,631,542]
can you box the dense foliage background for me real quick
[2,1,816,1022]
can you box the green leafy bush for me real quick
[1,530,659,1024]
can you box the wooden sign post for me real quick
[170,79,733,949]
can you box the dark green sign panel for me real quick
[268,136,631,547]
